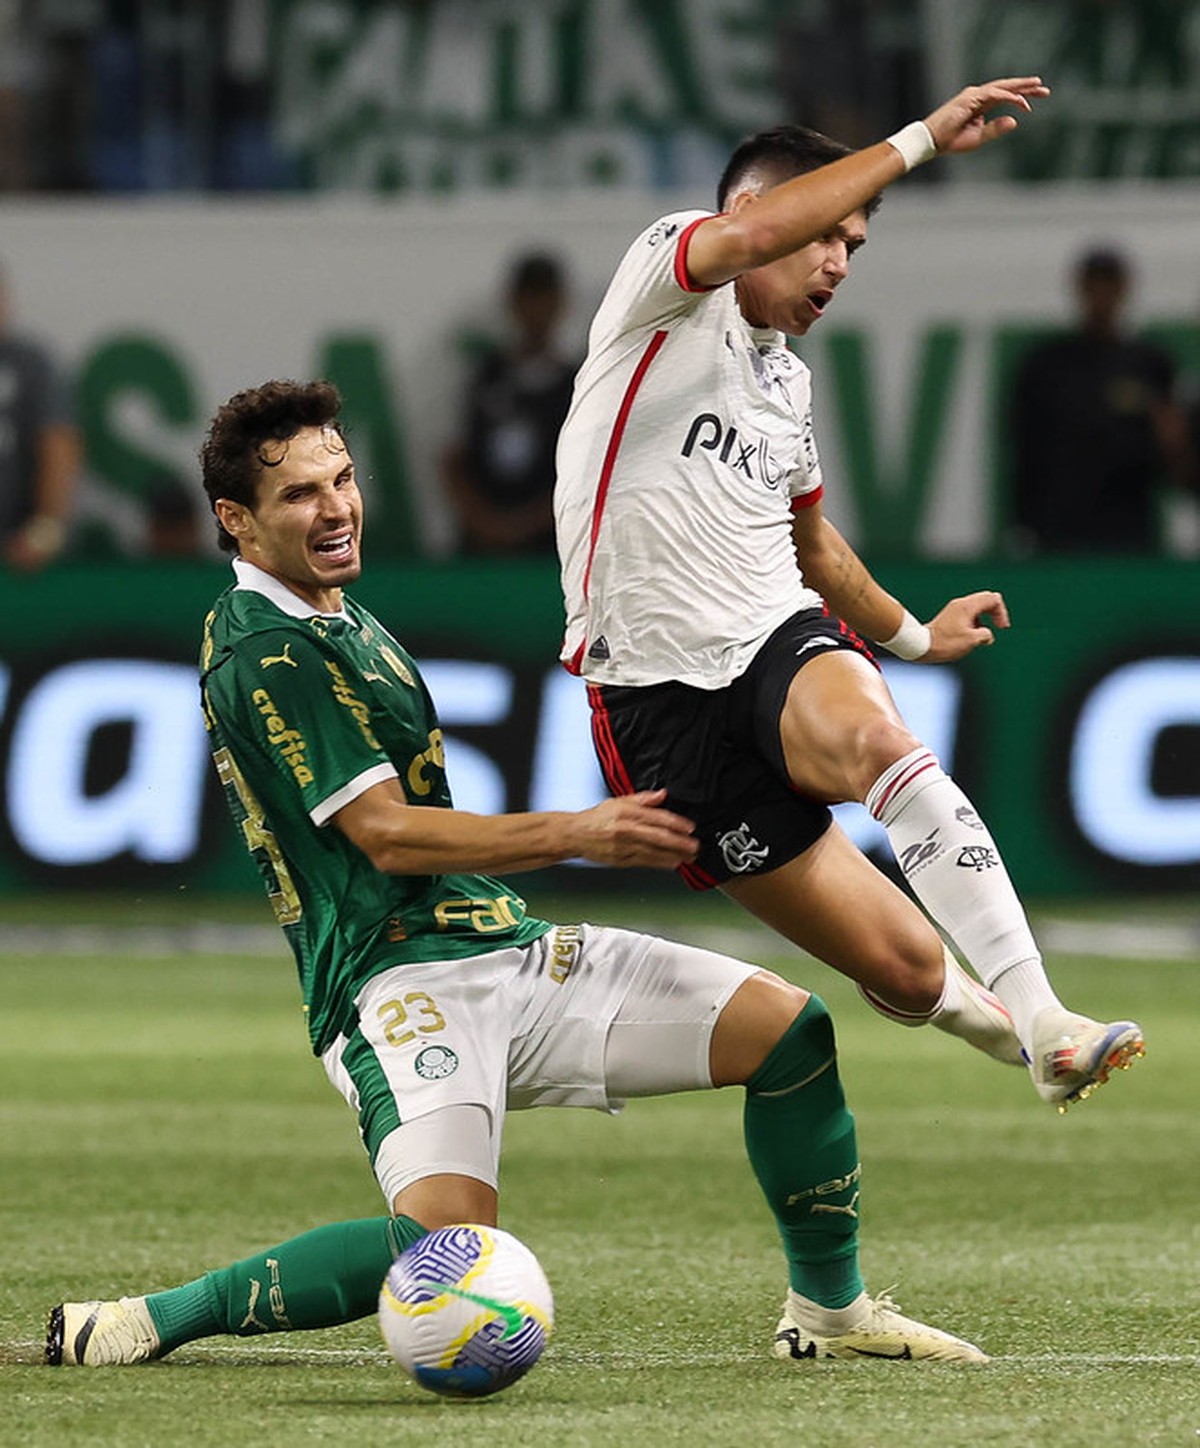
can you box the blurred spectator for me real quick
[0,0,32,190]
[0,262,80,571]
[11,0,286,193]
[146,471,201,556]
[1008,245,1195,554]
[440,252,579,556]
[775,0,927,156]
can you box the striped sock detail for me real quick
[865,747,942,823]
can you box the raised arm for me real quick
[686,77,1049,288]
[333,778,699,876]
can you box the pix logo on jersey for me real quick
[681,411,786,490]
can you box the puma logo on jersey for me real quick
[260,643,298,669]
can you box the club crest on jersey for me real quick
[414,1045,459,1080]
[681,412,786,490]
[717,822,770,874]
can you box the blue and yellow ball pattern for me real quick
[379,1224,554,1397]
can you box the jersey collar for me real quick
[231,557,350,621]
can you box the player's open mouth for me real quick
[313,531,356,561]
[808,290,833,318]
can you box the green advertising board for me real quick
[0,557,1196,899]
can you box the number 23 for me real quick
[377,991,447,1047]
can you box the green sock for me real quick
[145,1215,425,1351]
[743,995,865,1309]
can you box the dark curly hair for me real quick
[717,124,883,217]
[199,379,344,554]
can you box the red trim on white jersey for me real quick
[563,327,669,676]
[673,216,718,295]
[791,486,824,512]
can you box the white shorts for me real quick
[320,923,758,1204]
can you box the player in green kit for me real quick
[46,379,988,1368]
[201,566,551,1056]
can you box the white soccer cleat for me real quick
[773,1289,988,1364]
[1027,1009,1145,1113]
[45,1297,161,1366]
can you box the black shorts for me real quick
[587,608,877,890]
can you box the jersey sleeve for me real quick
[787,360,825,509]
[220,629,397,826]
[599,209,719,334]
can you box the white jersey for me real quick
[556,209,825,689]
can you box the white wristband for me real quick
[886,120,936,173]
[880,609,932,661]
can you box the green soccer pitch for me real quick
[1,890,1197,1448]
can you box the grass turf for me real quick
[1,891,1197,1447]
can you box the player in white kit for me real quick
[555,78,1144,1111]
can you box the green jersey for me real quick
[200,563,550,1054]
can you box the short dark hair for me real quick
[1076,246,1129,284]
[508,251,565,297]
[200,379,343,554]
[717,124,882,217]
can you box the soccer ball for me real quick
[379,1223,554,1398]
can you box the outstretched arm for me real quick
[686,76,1049,288]
[333,779,699,876]
[792,503,1009,665]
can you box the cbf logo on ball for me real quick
[379,1224,554,1398]
[414,1045,459,1080]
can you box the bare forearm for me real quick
[797,520,903,642]
[689,142,905,286]
[689,78,1047,288]
[36,425,79,520]
[334,784,698,875]
[361,805,584,876]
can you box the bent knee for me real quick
[850,717,923,800]
[391,1172,498,1230]
[861,940,944,1013]
[711,970,810,1087]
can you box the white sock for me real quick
[865,747,1063,1047]
[787,1288,870,1334]
[859,954,955,1025]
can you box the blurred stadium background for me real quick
[0,0,1197,909]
